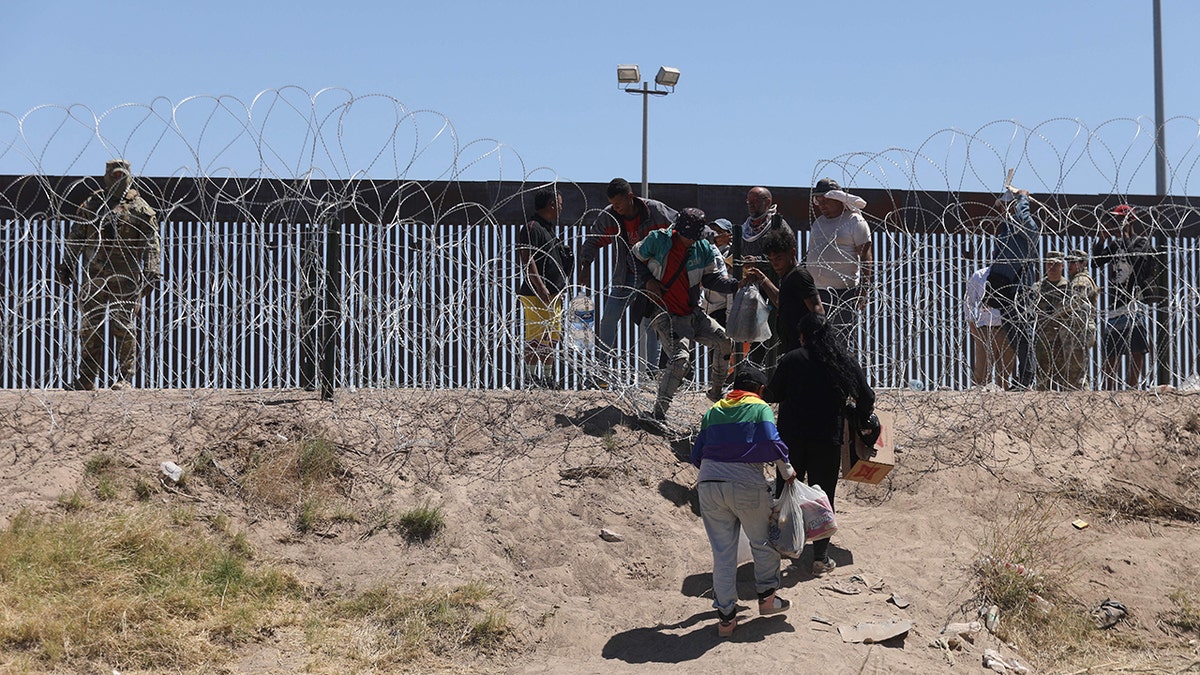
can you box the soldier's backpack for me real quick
[1129,237,1169,305]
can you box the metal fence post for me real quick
[320,215,341,400]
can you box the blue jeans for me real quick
[596,278,660,370]
[698,479,781,617]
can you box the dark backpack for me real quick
[1129,238,1169,305]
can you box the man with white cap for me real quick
[808,178,872,351]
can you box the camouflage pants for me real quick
[1060,336,1088,390]
[1060,323,1095,390]
[77,283,142,384]
[650,308,732,415]
[1034,322,1071,391]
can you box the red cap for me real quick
[1110,204,1135,217]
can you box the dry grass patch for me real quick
[1161,582,1200,637]
[973,499,1098,666]
[232,433,351,533]
[0,503,510,673]
[321,581,509,668]
[84,453,121,501]
[0,506,304,671]
[1062,477,1200,524]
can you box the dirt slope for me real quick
[1,387,1199,673]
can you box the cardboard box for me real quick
[840,410,895,484]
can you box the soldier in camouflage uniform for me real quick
[1063,248,1098,389]
[56,159,161,390]
[1033,251,1071,390]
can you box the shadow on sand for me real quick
[601,611,793,664]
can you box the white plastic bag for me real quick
[769,481,805,557]
[794,481,837,543]
[725,284,772,342]
[769,481,838,557]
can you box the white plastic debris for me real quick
[984,604,1000,632]
[941,620,982,637]
[160,461,183,483]
[983,648,1030,673]
[983,649,1008,673]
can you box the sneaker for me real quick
[110,379,131,391]
[705,385,724,403]
[717,616,737,638]
[758,591,790,616]
[812,557,837,576]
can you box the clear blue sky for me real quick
[4,0,1199,196]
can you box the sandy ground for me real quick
[1,385,1199,673]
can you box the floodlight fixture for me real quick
[654,66,680,89]
[616,64,641,85]
[616,63,680,198]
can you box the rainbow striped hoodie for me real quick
[690,391,790,467]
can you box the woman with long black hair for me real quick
[762,312,878,576]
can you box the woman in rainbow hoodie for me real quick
[690,363,796,638]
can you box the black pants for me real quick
[1002,313,1035,388]
[746,308,781,375]
[778,434,841,561]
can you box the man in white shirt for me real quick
[966,265,1014,388]
[808,178,872,350]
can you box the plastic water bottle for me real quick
[566,295,594,354]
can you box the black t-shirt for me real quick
[762,346,874,446]
[1091,236,1144,310]
[517,215,573,297]
[776,264,819,353]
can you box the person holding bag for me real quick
[743,226,823,356]
[690,364,796,638]
[763,313,878,576]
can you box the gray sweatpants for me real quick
[698,479,781,617]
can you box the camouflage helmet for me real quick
[105,159,131,175]
[103,159,133,190]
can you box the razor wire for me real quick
[2,89,1200,436]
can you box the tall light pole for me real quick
[1152,0,1170,386]
[1153,0,1167,196]
[617,65,680,198]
